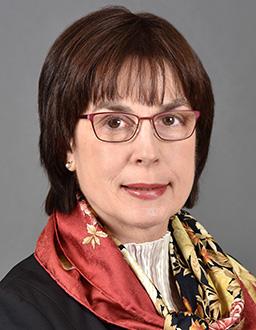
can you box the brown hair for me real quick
[38,6,214,215]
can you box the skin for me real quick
[67,68,196,243]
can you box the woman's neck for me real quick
[107,223,169,244]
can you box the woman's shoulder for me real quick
[0,254,73,306]
[0,254,121,330]
[1,254,61,298]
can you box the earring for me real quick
[65,160,74,171]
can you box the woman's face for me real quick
[68,71,196,243]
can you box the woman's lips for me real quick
[121,183,168,200]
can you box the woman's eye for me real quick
[103,115,134,129]
[161,115,183,126]
[106,117,123,128]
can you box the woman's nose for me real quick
[130,120,161,166]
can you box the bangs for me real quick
[88,54,184,108]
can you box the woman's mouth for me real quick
[121,183,169,200]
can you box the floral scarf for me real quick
[34,197,256,329]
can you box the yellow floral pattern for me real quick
[82,224,108,249]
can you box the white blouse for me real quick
[124,232,176,311]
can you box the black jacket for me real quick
[0,254,125,330]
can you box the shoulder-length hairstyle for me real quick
[38,6,214,215]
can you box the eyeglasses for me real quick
[79,110,200,143]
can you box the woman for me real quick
[0,6,256,330]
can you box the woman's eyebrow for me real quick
[92,98,189,113]
[160,98,190,111]
[92,102,131,113]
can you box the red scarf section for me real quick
[35,204,164,329]
[238,279,256,329]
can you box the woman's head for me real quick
[38,6,214,220]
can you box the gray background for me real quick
[0,0,255,279]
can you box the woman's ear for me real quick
[65,141,76,172]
